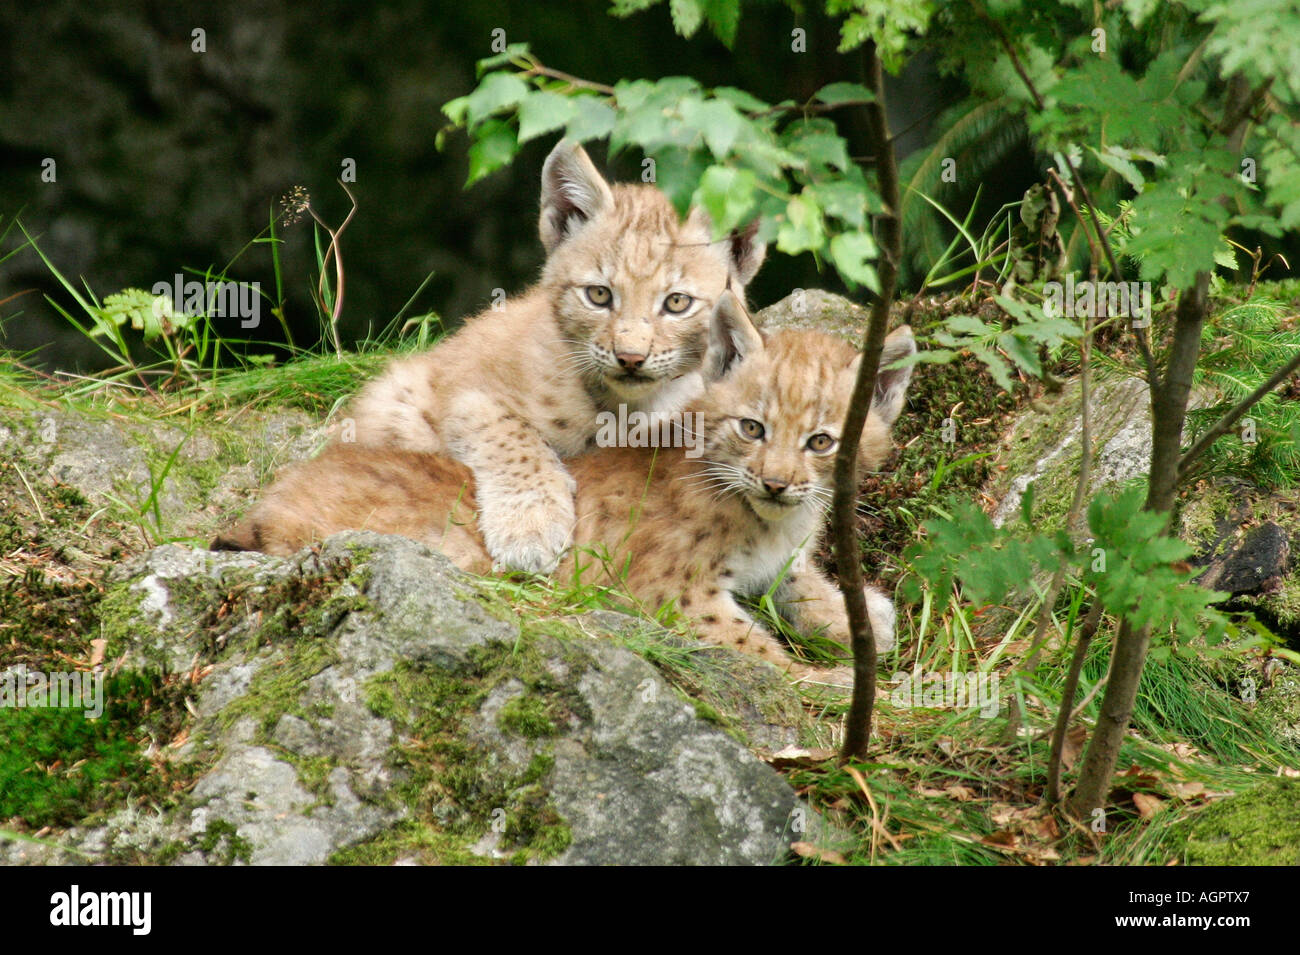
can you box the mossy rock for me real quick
[4,533,811,866]
[1182,777,1300,865]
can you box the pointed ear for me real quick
[705,289,765,381]
[539,140,615,252]
[727,219,766,287]
[867,326,916,426]
[686,209,768,289]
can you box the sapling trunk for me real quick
[1068,272,1210,816]
[835,42,901,762]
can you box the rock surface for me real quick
[3,533,811,866]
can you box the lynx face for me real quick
[538,147,764,404]
[695,324,916,524]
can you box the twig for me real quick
[13,462,45,523]
[987,15,1156,383]
[307,181,358,359]
[1028,260,1094,658]
[521,59,616,96]
[834,41,900,764]
[1177,339,1300,482]
[1045,600,1104,804]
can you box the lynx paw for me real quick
[479,496,575,575]
[865,588,897,653]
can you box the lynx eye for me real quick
[663,292,694,314]
[584,285,613,308]
[806,432,837,453]
[738,418,765,440]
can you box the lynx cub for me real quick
[216,294,914,685]
[342,140,765,573]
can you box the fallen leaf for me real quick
[764,745,836,769]
[1028,815,1061,840]
[1133,792,1164,819]
[990,802,1018,826]
[1061,724,1087,772]
[791,842,846,865]
[982,830,1018,848]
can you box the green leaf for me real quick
[466,120,518,187]
[999,332,1042,377]
[474,42,531,78]
[700,0,740,46]
[97,289,177,342]
[517,91,579,143]
[782,121,851,172]
[776,194,826,256]
[679,98,746,158]
[814,81,875,105]
[669,0,704,37]
[464,72,530,128]
[808,178,880,228]
[713,86,769,113]
[564,97,617,143]
[1091,145,1146,191]
[969,345,1014,390]
[692,165,758,235]
[945,314,996,337]
[829,231,881,291]
[442,95,470,126]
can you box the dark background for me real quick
[0,0,963,371]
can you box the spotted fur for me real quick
[216,295,914,686]
[341,140,765,573]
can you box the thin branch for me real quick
[835,41,900,764]
[1177,339,1300,481]
[1023,262,1095,666]
[1045,599,1104,804]
[986,14,1156,384]
[307,181,358,359]
[521,59,616,96]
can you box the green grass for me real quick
[0,670,191,828]
[3,206,1298,865]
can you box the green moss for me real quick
[1179,778,1300,865]
[154,840,186,865]
[281,753,339,806]
[329,821,493,866]
[218,638,340,739]
[195,819,254,865]
[497,694,558,738]
[692,698,725,726]
[0,669,192,828]
[360,638,576,863]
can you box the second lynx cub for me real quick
[216,294,914,685]
[343,140,765,574]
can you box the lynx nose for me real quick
[762,478,788,497]
[615,352,647,370]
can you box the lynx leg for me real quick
[679,586,854,688]
[779,569,897,653]
[445,391,577,574]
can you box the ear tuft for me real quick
[870,326,916,426]
[538,140,615,252]
[728,219,766,288]
[704,290,765,382]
